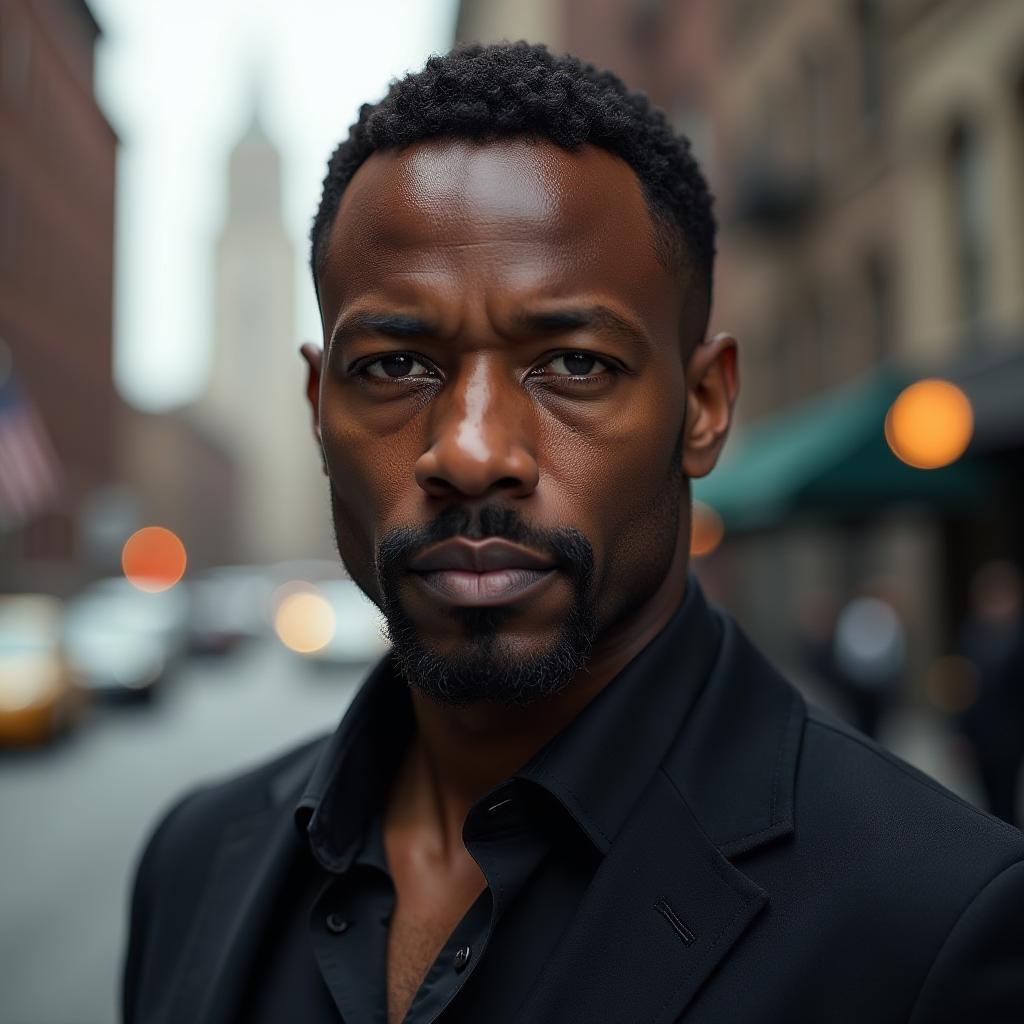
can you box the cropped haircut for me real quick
[310,41,715,301]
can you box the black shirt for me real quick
[238,580,722,1024]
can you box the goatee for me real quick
[373,505,597,707]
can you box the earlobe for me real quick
[681,332,739,480]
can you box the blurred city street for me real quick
[0,642,366,1024]
[3,0,1024,1020]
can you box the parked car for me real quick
[0,595,86,745]
[187,565,274,654]
[63,578,189,701]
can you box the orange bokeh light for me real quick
[121,526,187,592]
[691,501,725,558]
[885,379,973,470]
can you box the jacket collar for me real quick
[663,612,805,858]
[516,577,724,854]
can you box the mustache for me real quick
[375,505,594,584]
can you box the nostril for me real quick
[414,442,539,499]
[423,476,457,496]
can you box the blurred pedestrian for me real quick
[798,585,907,739]
[831,587,907,738]
[957,561,1024,826]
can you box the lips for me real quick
[409,538,555,573]
[408,538,557,607]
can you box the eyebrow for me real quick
[329,304,650,352]
[509,306,650,349]
[330,312,436,350]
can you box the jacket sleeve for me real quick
[909,857,1024,1024]
[121,790,202,1024]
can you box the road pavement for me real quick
[0,640,365,1024]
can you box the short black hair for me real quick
[310,41,715,297]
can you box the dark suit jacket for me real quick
[123,612,1024,1023]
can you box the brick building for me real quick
[0,0,117,592]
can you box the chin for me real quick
[385,608,596,709]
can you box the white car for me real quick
[188,565,275,654]
[63,578,189,700]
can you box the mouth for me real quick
[408,538,558,608]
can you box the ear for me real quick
[682,332,739,479]
[300,343,328,475]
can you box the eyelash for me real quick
[349,351,620,384]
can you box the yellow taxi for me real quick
[0,594,86,745]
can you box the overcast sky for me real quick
[90,0,459,411]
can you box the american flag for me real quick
[0,368,62,529]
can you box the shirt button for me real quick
[452,944,472,973]
[325,913,350,934]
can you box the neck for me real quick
[394,537,691,852]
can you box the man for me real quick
[123,43,1024,1024]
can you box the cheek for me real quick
[321,377,419,510]
[536,387,684,615]
[321,405,422,589]
[596,465,683,628]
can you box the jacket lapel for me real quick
[519,616,805,1023]
[159,751,319,1024]
[517,769,768,1024]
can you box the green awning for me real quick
[692,370,991,532]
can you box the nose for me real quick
[414,359,540,500]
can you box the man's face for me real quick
[308,139,728,705]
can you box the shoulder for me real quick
[678,609,1024,913]
[789,700,1024,963]
[122,734,329,1023]
[800,703,1023,865]
[793,706,1024,1018]
[130,733,328,897]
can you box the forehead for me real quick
[318,138,681,326]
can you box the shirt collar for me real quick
[295,575,722,869]
[294,651,414,873]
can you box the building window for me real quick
[1,14,33,103]
[1017,71,1024,264]
[671,99,711,170]
[803,54,829,179]
[864,251,893,362]
[628,0,665,53]
[766,314,794,413]
[807,283,833,393]
[947,121,987,337]
[854,0,884,135]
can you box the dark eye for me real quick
[364,354,432,379]
[544,352,607,377]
